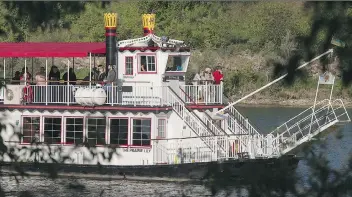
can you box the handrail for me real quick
[278,102,331,133]
[271,103,334,147]
[179,86,229,137]
[332,99,351,122]
[167,87,216,135]
[276,109,336,146]
[178,86,197,105]
[203,111,229,137]
[269,99,330,135]
[227,106,262,136]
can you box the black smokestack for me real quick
[104,13,117,75]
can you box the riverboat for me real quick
[0,13,349,180]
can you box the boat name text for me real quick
[123,148,151,153]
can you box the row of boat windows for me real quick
[22,116,167,146]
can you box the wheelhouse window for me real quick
[65,117,84,144]
[110,118,128,145]
[22,117,40,143]
[43,117,62,144]
[165,55,189,72]
[87,118,106,145]
[132,119,151,146]
[125,56,133,75]
[157,119,166,138]
[139,55,156,72]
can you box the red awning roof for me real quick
[0,42,106,57]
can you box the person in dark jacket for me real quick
[48,66,60,102]
[11,71,21,84]
[62,68,77,85]
[48,66,60,85]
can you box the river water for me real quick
[1,107,352,197]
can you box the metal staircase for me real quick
[268,99,350,156]
[166,87,229,158]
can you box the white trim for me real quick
[117,34,186,48]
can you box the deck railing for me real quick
[0,83,223,106]
[180,82,223,105]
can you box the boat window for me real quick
[125,56,133,75]
[165,55,188,72]
[65,117,84,144]
[110,118,129,145]
[86,118,106,145]
[22,116,40,144]
[43,117,62,144]
[132,119,151,146]
[157,119,166,138]
[139,55,156,72]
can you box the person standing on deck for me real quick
[63,68,77,103]
[193,71,206,102]
[20,67,33,104]
[212,65,223,85]
[103,65,117,103]
[212,65,224,103]
[204,68,214,103]
[97,65,106,85]
[63,68,77,85]
[20,67,31,85]
[35,67,46,102]
[11,71,21,84]
[48,66,60,103]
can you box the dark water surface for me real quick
[1,107,351,197]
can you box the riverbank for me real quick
[236,98,352,108]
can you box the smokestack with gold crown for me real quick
[142,14,156,36]
[104,13,118,75]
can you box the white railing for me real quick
[180,83,223,105]
[5,84,222,106]
[153,138,216,164]
[29,84,169,106]
[152,134,266,164]
[227,105,262,136]
[268,99,350,156]
[166,87,229,157]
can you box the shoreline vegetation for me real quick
[0,2,351,108]
[236,99,352,108]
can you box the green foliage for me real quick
[0,1,351,101]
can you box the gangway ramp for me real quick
[267,99,350,156]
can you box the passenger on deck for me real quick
[97,65,106,84]
[104,65,117,103]
[193,71,206,102]
[204,68,214,85]
[212,66,223,85]
[104,65,117,86]
[82,72,95,85]
[11,71,21,84]
[35,67,46,102]
[48,66,60,103]
[20,67,31,85]
[35,67,46,85]
[63,68,77,85]
[48,66,60,85]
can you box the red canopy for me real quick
[0,42,106,57]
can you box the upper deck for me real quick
[0,13,225,110]
[0,80,224,109]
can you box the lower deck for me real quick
[0,107,231,166]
